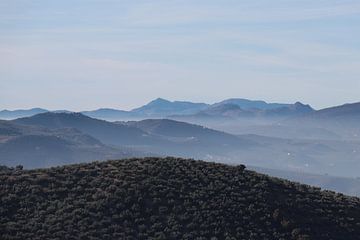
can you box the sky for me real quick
[0,0,360,111]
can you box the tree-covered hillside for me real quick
[1,158,360,239]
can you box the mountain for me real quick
[0,108,48,120]
[131,98,209,117]
[82,108,131,120]
[305,102,360,121]
[213,98,291,110]
[1,157,359,239]
[0,120,139,168]
[262,102,314,117]
[125,118,252,146]
[194,103,255,118]
[80,98,209,120]
[13,112,161,146]
[14,113,259,161]
[293,102,360,127]
[171,101,314,121]
[285,102,360,140]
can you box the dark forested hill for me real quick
[1,157,359,240]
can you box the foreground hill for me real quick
[1,158,360,239]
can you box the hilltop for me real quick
[1,157,359,239]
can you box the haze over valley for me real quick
[1,97,360,196]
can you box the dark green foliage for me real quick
[1,157,360,239]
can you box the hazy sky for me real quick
[1,0,360,111]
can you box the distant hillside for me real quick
[285,102,360,140]
[1,158,359,239]
[262,102,314,117]
[13,113,259,161]
[195,103,255,118]
[306,102,360,121]
[171,101,314,121]
[131,98,209,117]
[81,108,130,120]
[0,108,48,120]
[125,119,248,145]
[13,112,163,146]
[213,98,291,110]
[0,120,140,168]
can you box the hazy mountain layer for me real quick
[0,108,47,120]
[11,113,360,177]
[13,112,165,146]
[13,113,258,161]
[0,120,143,168]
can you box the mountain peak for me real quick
[292,102,314,111]
[149,98,171,104]
[131,98,208,117]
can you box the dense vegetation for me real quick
[1,157,360,239]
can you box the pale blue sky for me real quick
[1,0,360,110]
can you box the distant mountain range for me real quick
[172,101,313,120]
[213,98,291,110]
[3,98,360,125]
[131,98,209,116]
[0,97,314,120]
